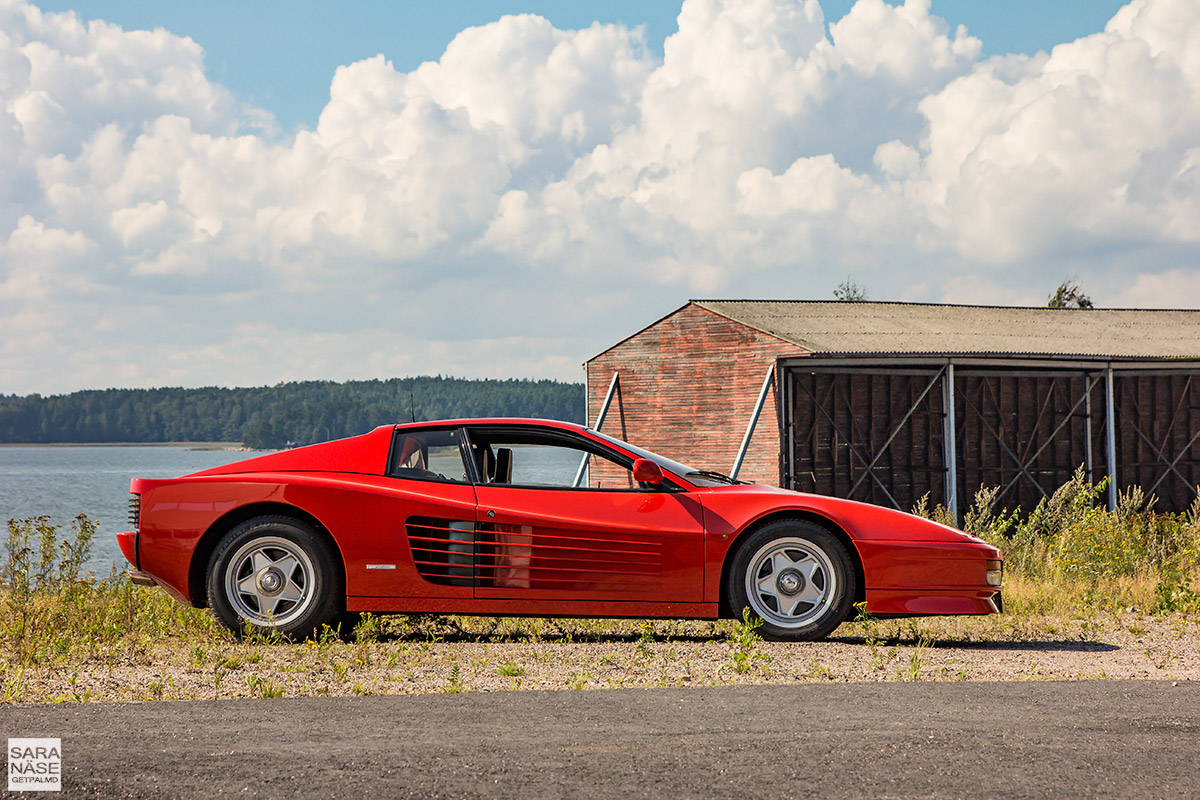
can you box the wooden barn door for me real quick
[1112,370,1200,512]
[785,362,1200,517]
[785,367,948,512]
[952,370,1100,513]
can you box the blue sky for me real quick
[3,0,1198,394]
[38,1,1129,132]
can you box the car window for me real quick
[388,428,470,483]
[465,428,645,490]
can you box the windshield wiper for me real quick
[685,469,743,485]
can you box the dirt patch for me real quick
[7,612,1197,703]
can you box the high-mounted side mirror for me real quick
[632,458,664,485]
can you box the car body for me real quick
[118,418,1002,640]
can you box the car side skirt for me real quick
[346,596,721,619]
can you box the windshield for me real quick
[585,429,736,487]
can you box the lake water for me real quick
[0,444,592,575]
[0,446,252,574]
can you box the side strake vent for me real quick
[406,517,475,587]
[475,525,662,592]
[128,494,141,530]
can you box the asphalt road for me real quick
[2,681,1196,799]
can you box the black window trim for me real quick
[385,425,475,485]
[459,424,687,493]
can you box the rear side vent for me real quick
[406,517,475,587]
[128,494,141,530]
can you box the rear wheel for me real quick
[726,520,855,641]
[207,516,342,638]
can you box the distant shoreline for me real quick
[0,442,251,449]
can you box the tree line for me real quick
[0,377,585,448]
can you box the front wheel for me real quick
[726,520,856,641]
[207,516,342,638]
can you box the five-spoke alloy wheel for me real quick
[726,520,855,641]
[207,516,341,638]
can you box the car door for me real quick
[381,426,477,599]
[466,426,706,602]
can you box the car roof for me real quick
[390,418,588,432]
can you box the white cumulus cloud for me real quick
[1,0,1199,395]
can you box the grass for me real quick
[3,477,1199,702]
[726,608,769,674]
[495,661,526,677]
[912,470,1200,617]
[3,516,228,670]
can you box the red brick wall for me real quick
[586,304,803,487]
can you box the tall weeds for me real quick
[914,469,1200,614]
[2,516,224,669]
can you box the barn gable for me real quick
[586,303,800,487]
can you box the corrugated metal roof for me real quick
[692,300,1200,359]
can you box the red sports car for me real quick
[119,418,1002,640]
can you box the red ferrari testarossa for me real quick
[119,419,1002,640]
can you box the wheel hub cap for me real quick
[776,568,804,596]
[256,568,284,596]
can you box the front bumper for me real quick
[864,588,1004,616]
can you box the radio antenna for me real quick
[410,392,416,423]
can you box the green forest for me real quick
[0,377,584,448]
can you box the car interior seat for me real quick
[473,445,497,483]
[494,447,513,484]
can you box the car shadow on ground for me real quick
[351,619,1121,651]
[365,626,728,645]
[341,613,1121,650]
[827,635,1120,652]
[345,611,804,644]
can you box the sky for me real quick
[2,0,1198,395]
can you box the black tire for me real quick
[725,520,855,641]
[206,516,342,639]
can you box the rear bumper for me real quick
[127,570,157,587]
[116,530,138,567]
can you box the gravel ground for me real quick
[7,612,1198,703]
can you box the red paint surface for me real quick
[473,485,705,602]
[122,419,1001,621]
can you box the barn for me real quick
[585,301,1200,517]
